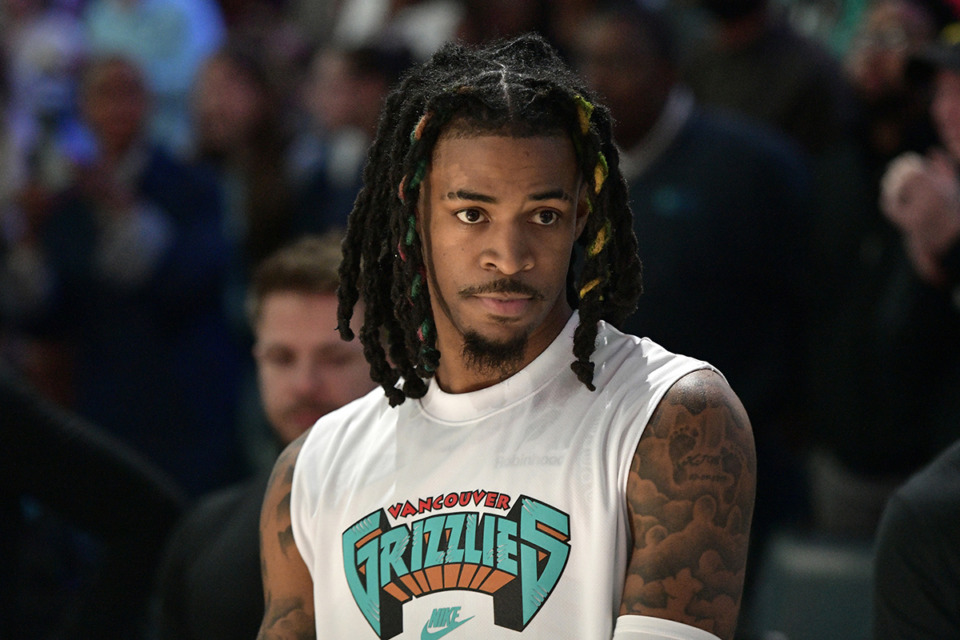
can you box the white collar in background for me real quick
[619,85,695,181]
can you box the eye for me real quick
[261,348,295,368]
[455,208,485,224]
[532,210,559,226]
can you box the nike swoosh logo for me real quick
[421,615,475,640]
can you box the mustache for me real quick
[458,278,545,300]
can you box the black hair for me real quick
[337,33,642,406]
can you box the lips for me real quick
[473,295,532,317]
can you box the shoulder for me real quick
[640,369,754,466]
[593,324,713,391]
[621,369,755,639]
[880,439,960,537]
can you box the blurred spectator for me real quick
[455,0,552,49]
[269,0,342,47]
[868,34,960,639]
[681,0,854,155]
[804,26,960,537]
[150,232,375,640]
[225,1,315,122]
[0,55,243,496]
[544,0,602,60]
[192,43,327,473]
[1,361,186,638]
[83,0,226,153]
[804,0,938,337]
[806,2,937,327]
[332,0,462,61]
[574,0,813,569]
[846,0,937,167]
[882,27,960,291]
[873,435,960,640]
[291,39,413,235]
[191,44,297,334]
[2,0,89,190]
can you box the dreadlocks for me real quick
[337,33,642,406]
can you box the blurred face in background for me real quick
[932,68,960,161]
[846,0,934,102]
[193,54,265,158]
[303,47,389,136]
[304,48,362,132]
[253,291,373,444]
[81,58,147,155]
[575,15,673,150]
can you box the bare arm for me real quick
[257,433,316,640]
[620,369,756,640]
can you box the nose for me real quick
[290,360,326,397]
[481,223,534,275]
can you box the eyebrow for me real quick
[444,188,573,203]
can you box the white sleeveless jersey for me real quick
[291,313,713,640]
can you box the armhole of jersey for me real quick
[613,615,721,640]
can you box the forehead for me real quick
[428,133,578,189]
[258,291,338,331]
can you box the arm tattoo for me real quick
[258,436,315,640]
[621,372,756,639]
[277,465,296,555]
[258,596,316,640]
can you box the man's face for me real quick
[254,292,373,444]
[81,60,147,154]
[419,132,589,380]
[575,18,669,149]
[933,69,960,161]
[193,57,263,156]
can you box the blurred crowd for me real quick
[2,0,960,638]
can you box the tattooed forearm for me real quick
[258,596,316,640]
[621,370,756,640]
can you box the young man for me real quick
[154,233,374,639]
[259,34,755,640]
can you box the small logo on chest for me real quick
[421,606,474,640]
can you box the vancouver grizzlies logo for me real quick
[342,492,571,639]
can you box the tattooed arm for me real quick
[619,369,756,640]
[257,433,316,640]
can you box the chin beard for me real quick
[461,329,529,379]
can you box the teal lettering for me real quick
[518,497,570,625]
[444,513,466,563]
[482,513,497,566]
[423,515,446,568]
[463,512,482,564]
[496,516,519,575]
[379,526,410,588]
[410,520,425,572]
[342,512,384,635]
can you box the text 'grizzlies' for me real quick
[342,495,571,639]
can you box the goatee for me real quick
[462,330,528,379]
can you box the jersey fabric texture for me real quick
[290,312,713,640]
